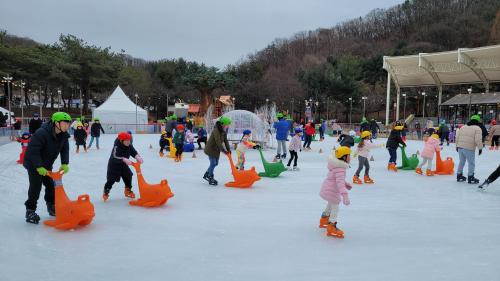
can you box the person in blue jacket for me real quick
[319,119,326,141]
[273,113,290,159]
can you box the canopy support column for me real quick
[385,72,391,126]
[396,87,401,121]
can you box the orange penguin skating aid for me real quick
[44,171,95,230]
[129,161,174,207]
[434,150,454,175]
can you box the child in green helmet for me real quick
[23,112,72,224]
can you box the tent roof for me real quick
[383,44,500,88]
[441,92,500,106]
[94,86,146,113]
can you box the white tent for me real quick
[93,86,148,132]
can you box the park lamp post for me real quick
[20,80,25,126]
[348,97,353,128]
[362,96,367,118]
[2,75,13,139]
[57,89,62,110]
[402,93,407,119]
[135,93,139,132]
[467,88,472,119]
[422,92,426,120]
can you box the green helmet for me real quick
[471,115,481,122]
[52,112,72,123]
[76,117,81,121]
[171,114,177,120]
[93,117,100,121]
[219,116,232,126]
[199,124,204,128]
[276,113,284,119]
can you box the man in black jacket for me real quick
[88,118,105,149]
[29,113,43,134]
[23,112,71,224]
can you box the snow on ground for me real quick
[1,134,500,281]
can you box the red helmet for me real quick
[492,120,497,125]
[176,124,185,131]
[117,132,132,141]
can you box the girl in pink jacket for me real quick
[416,133,441,176]
[319,146,352,238]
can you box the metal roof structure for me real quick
[440,92,500,106]
[382,44,500,125]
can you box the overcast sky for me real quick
[1,0,403,68]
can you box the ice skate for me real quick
[415,167,423,175]
[364,175,374,184]
[352,175,363,184]
[326,222,344,238]
[292,166,300,171]
[468,174,479,184]
[102,188,110,201]
[426,169,434,176]
[25,209,40,224]
[388,163,398,172]
[319,215,329,228]
[124,187,136,198]
[478,179,491,190]
[457,173,466,182]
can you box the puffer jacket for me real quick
[319,155,351,205]
[489,124,500,137]
[421,137,440,159]
[456,124,483,151]
[356,141,379,158]
[204,122,231,159]
[288,134,302,152]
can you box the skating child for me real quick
[303,122,315,150]
[16,132,31,164]
[415,133,441,176]
[103,132,143,201]
[319,146,352,238]
[185,129,195,144]
[386,122,406,172]
[287,128,302,171]
[236,130,260,170]
[353,131,378,184]
[23,112,71,224]
[479,164,500,189]
[488,120,499,150]
[159,131,168,157]
[88,117,105,149]
[337,131,355,148]
[197,125,207,150]
[203,116,231,186]
[74,123,88,153]
[173,124,185,162]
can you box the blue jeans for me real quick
[88,136,99,148]
[206,157,219,177]
[388,147,397,164]
[457,148,475,176]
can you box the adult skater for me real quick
[23,112,71,224]
[203,116,231,186]
[455,116,483,184]
[479,165,500,189]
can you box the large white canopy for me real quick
[93,86,148,132]
[382,44,500,124]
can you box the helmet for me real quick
[118,132,132,141]
[335,146,352,159]
[76,117,81,121]
[76,122,83,127]
[471,115,481,122]
[276,113,284,119]
[294,128,302,134]
[93,117,100,122]
[171,114,177,120]
[492,120,497,125]
[431,134,439,140]
[161,131,167,135]
[243,129,251,135]
[219,116,232,126]
[51,112,72,123]
[361,131,372,139]
[176,124,185,131]
[22,132,30,137]
[199,124,204,128]
[394,126,404,131]
[33,113,39,117]
[127,130,132,135]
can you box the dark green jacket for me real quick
[173,131,185,145]
[204,124,230,159]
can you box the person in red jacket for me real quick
[16,132,31,164]
[303,122,316,150]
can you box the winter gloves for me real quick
[122,158,133,165]
[135,155,144,164]
[59,164,69,174]
[36,167,48,176]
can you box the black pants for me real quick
[492,135,500,147]
[25,170,54,210]
[175,143,184,157]
[76,144,87,150]
[440,133,449,144]
[287,150,298,167]
[197,137,207,148]
[303,135,312,148]
[104,175,132,192]
[319,130,324,139]
[487,165,500,183]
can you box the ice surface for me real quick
[1,134,499,281]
